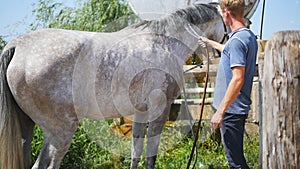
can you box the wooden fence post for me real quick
[257,39,267,169]
[262,30,300,168]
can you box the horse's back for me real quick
[5,27,183,122]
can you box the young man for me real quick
[199,0,258,168]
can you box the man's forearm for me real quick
[206,39,225,52]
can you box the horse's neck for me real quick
[162,26,200,62]
[123,25,199,63]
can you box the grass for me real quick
[31,120,259,169]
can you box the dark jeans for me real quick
[221,113,249,169]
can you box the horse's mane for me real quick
[129,3,219,34]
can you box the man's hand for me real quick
[210,110,224,129]
[198,36,225,52]
[198,36,209,48]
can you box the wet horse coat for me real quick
[0,3,225,169]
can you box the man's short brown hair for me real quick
[220,0,245,18]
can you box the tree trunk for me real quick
[262,30,300,169]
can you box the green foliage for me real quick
[31,122,259,169]
[244,134,260,169]
[30,0,137,32]
[31,124,131,169]
[31,125,44,163]
[0,36,7,51]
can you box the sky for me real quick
[0,0,300,41]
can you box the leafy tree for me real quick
[0,36,7,51]
[30,0,137,32]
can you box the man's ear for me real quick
[224,10,231,17]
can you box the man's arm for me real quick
[198,36,225,52]
[210,66,245,129]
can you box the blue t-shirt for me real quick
[212,27,258,114]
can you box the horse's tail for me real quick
[0,47,24,169]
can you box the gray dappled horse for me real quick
[0,3,225,169]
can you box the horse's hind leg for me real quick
[32,114,79,169]
[130,114,148,169]
[145,103,171,169]
[16,108,35,169]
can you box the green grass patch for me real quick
[31,121,259,169]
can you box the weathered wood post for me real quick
[262,30,300,168]
[257,39,267,169]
